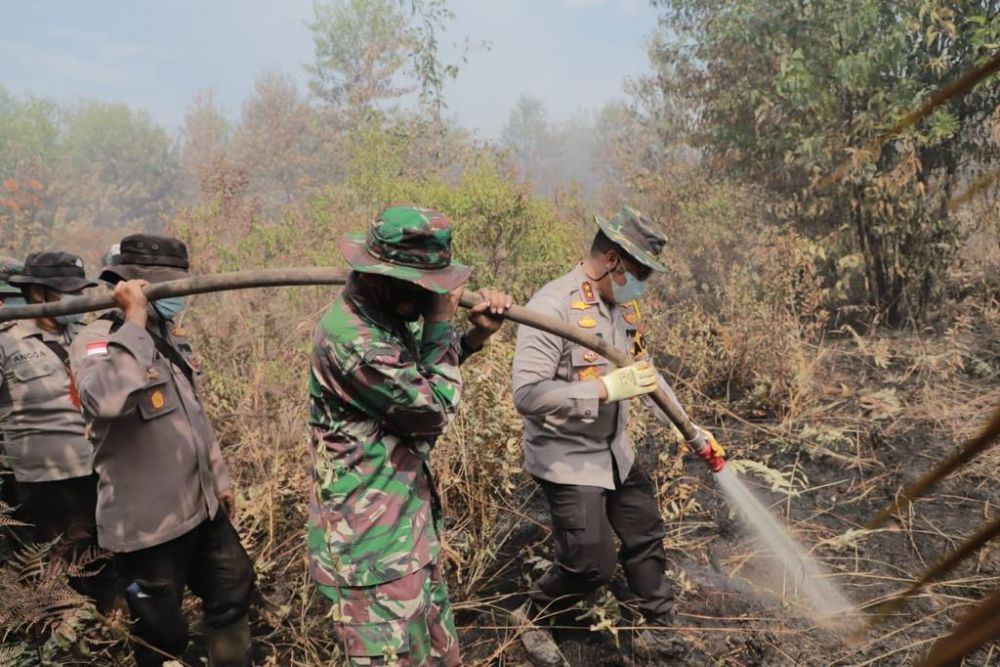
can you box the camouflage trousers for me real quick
[318,561,460,666]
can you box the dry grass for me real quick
[3,177,999,665]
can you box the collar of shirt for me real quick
[11,319,73,344]
[572,262,617,322]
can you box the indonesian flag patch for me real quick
[86,342,109,357]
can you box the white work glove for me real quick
[600,361,657,403]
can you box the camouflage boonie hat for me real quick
[594,206,668,273]
[340,206,471,294]
[0,256,24,296]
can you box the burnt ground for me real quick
[5,333,997,666]
[453,400,1000,665]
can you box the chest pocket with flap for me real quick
[9,358,62,404]
[137,379,180,421]
[12,360,56,382]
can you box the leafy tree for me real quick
[307,0,415,115]
[0,87,61,249]
[398,0,464,118]
[178,89,230,199]
[0,87,61,181]
[500,95,560,194]
[57,101,178,231]
[307,0,464,123]
[232,71,333,207]
[651,0,1000,324]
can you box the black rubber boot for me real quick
[510,601,569,667]
[205,615,251,667]
[633,612,690,662]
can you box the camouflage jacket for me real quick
[307,277,468,588]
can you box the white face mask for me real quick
[596,256,648,304]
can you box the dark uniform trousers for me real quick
[117,511,255,667]
[14,473,123,613]
[530,464,674,621]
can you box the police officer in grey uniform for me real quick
[0,256,25,512]
[70,234,254,667]
[512,207,719,662]
[0,252,120,609]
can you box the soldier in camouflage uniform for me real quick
[308,206,512,666]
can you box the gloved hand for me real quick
[703,429,725,459]
[600,361,658,402]
[688,427,726,472]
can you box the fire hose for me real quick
[0,267,726,471]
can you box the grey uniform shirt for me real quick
[0,320,92,482]
[70,316,231,553]
[512,264,678,489]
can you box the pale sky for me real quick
[0,0,659,139]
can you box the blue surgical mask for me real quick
[150,296,186,321]
[610,262,647,304]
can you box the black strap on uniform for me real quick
[100,312,196,387]
[40,339,71,372]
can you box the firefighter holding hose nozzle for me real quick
[511,207,723,664]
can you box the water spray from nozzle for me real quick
[688,429,727,473]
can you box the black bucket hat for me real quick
[9,251,97,292]
[100,234,190,284]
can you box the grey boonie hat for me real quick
[8,251,97,292]
[594,206,667,273]
[100,234,190,284]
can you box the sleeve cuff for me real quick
[215,468,232,494]
[459,332,484,364]
[109,321,156,367]
[571,379,602,420]
[421,320,454,343]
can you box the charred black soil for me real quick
[454,348,1000,666]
